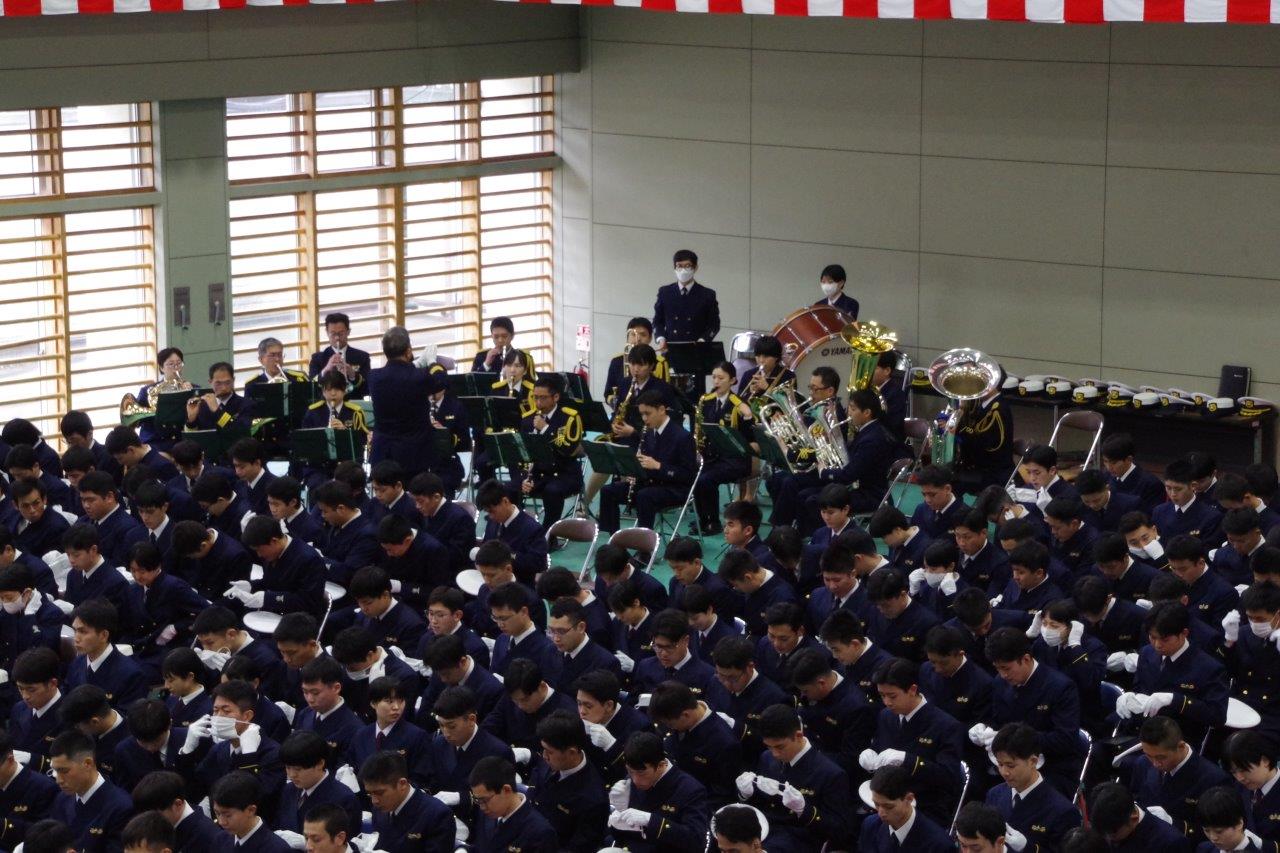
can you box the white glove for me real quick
[584,721,616,751]
[350,833,381,853]
[481,635,496,653]
[226,586,264,609]
[1223,611,1241,644]
[1106,651,1127,672]
[735,771,758,800]
[909,568,926,596]
[453,816,469,844]
[51,598,73,615]
[1004,824,1028,852]
[249,565,264,582]
[512,747,531,764]
[434,791,461,806]
[1236,584,1251,595]
[1143,692,1174,716]
[1270,629,1280,652]
[1135,598,1153,610]
[274,701,296,725]
[1147,805,1173,824]
[755,775,783,797]
[989,594,1003,608]
[1025,611,1043,639]
[157,625,178,645]
[1034,489,1052,511]
[615,651,635,673]
[940,573,958,596]
[275,830,307,850]
[780,782,806,815]
[238,723,262,753]
[228,580,251,593]
[0,669,7,685]
[877,748,906,767]
[199,797,212,818]
[968,723,996,748]
[858,748,880,772]
[196,648,229,670]
[1068,621,1085,646]
[1116,692,1148,719]
[336,764,360,793]
[611,808,652,832]
[13,750,30,766]
[1143,540,1164,560]
[182,715,213,753]
[608,779,631,811]
[716,712,737,729]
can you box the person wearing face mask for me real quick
[0,563,63,678]
[1221,585,1280,742]
[912,540,967,618]
[1118,510,1170,571]
[178,679,285,819]
[813,263,859,319]
[1027,600,1110,738]
[1093,532,1161,606]
[652,248,720,352]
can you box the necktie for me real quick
[1254,788,1264,806]
[298,791,309,810]
[564,653,573,666]
[1012,793,1022,808]
[1160,656,1169,671]
[665,667,676,677]
[375,732,385,751]
[680,287,688,297]
[149,531,158,546]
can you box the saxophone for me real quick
[694,400,706,453]
[607,381,637,442]
[628,424,650,505]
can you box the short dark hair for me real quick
[1223,730,1277,774]
[1087,781,1137,834]
[869,764,914,799]
[468,755,517,793]
[872,657,918,691]
[990,722,1039,759]
[13,647,60,684]
[360,750,409,787]
[279,730,330,769]
[212,771,264,810]
[130,770,187,812]
[475,479,511,510]
[723,500,761,533]
[866,567,909,602]
[536,710,588,752]
[573,670,621,706]
[923,539,959,569]
[665,536,702,564]
[273,612,319,645]
[192,605,240,636]
[303,803,350,841]
[126,699,173,743]
[953,802,1007,844]
[474,540,514,570]
[867,505,908,538]
[717,549,759,583]
[266,475,305,506]
[348,565,393,600]
[72,598,118,639]
[161,647,204,681]
[59,410,94,440]
[23,819,77,853]
[648,681,698,722]
[1008,541,1049,573]
[488,582,532,615]
[756,704,802,740]
[329,628,377,667]
[984,627,1031,664]
[1024,445,1058,469]
[1138,714,1183,748]
[711,635,755,671]
[433,685,478,720]
[651,608,690,643]
[1143,600,1190,638]
[714,804,765,844]
[915,465,954,488]
[408,472,446,497]
[1197,785,1246,830]
[818,608,867,645]
[1072,469,1108,496]
[191,473,232,504]
[63,522,101,553]
[503,658,544,697]
[923,624,967,657]
[50,729,97,762]
[537,567,581,602]
[60,685,114,726]
[623,731,666,769]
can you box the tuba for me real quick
[926,348,1003,467]
[758,381,820,473]
[841,321,899,396]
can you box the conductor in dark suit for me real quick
[653,249,719,346]
[813,263,860,319]
[307,312,372,400]
[598,389,698,535]
[366,327,436,480]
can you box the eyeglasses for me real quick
[471,792,496,807]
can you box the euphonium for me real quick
[759,381,820,474]
[807,398,850,472]
[926,347,1003,467]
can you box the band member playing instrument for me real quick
[652,249,720,350]
[813,263,859,320]
[953,381,1014,494]
[603,317,671,407]
[134,347,193,453]
[873,352,908,443]
[246,336,312,454]
[766,366,843,528]
[307,312,372,399]
[597,389,697,535]
[471,316,537,378]
[737,336,795,403]
[297,370,370,489]
[185,361,253,445]
[693,362,755,535]
[474,350,537,484]
[425,368,471,499]
[581,344,680,514]
[517,375,585,531]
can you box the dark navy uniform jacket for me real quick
[858,809,955,853]
[653,280,719,343]
[481,688,578,754]
[818,419,896,499]
[318,513,380,587]
[805,581,879,638]
[424,726,514,800]
[1245,777,1280,844]
[840,641,893,707]
[587,703,653,784]
[610,609,655,667]
[16,508,70,559]
[275,772,361,835]
[207,494,251,544]
[911,496,971,542]
[256,535,326,616]
[738,570,800,639]
[66,559,137,626]
[353,599,427,652]
[870,700,965,825]
[473,797,560,853]
[345,718,432,789]
[308,345,372,398]
[633,652,731,711]
[797,673,876,771]
[998,576,1066,616]
[469,579,546,638]
[1153,497,1224,547]
[7,693,65,770]
[663,708,744,809]
[65,646,149,709]
[813,291,859,318]
[367,360,440,479]
[603,352,671,406]
[870,599,939,663]
[49,774,133,853]
[166,688,214,728]
[554,636,621,694]
[371,787,455,853]
[919,657,994,726]
[416,624,492,672]
[611,762,710,853]
[0,591,63,671]
[490,626,563,682]
[1212,540,1264,587]
[888,528,934,574]
[211,823,293,852]
[1185,567,1241,633]
[481,509,548,586]
[746,742,853,849]
[377,528,452,610]
[1052,523,1101,573]
[174,809,224,852]
[1128,641,1229,744]
[530,755,610,853]
[1083,489,1143,533]
[1108,558,1161,604]
[84,505,148,568]
[959,541,1012,595]
[185,733,285,820]
[690,615,743,665]
[111,728,186,794]
[1089,595,1147,651]
[294,701,363,757]
[414,658,504,734]
[1110,810,1196,853]
[989,662,1087,794]
[1127,747,1232,837]
[0,764,58,850]
[125,571,210,652]
[422,499,476,574]
[985,778,1082,852]
[596,567,670,615]
[187,391,253,436]
[1109,462,1168,515]
[727,670,790,757]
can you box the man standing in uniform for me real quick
[367,327,437,480]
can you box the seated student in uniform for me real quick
[685,584,742,665]
[263,476,320,546]
[1101,433,1168,515]
[1165,534,1240,629]
[1196,787,1279,853]
[665,535,737,618]
[736,703,853,851]
[944,588,1032,673]
[793,484,853,590]
[237,515,326,617]
[1075,468,1143,534]
[858,763,956,853]
[177,679,286,815]
[817,609,889,708]
[1212,508,1267,587]
[0,729,59,850]
[1155,459,1226,548]
[308,480,380,589]
[805,537,877,638]
[737,335,794,405]
[104,424,179,483]
[423,685,515,812]
[406,472,473,574]
[344,676,430,790]
[528,711,609,853]
[789,645,876,771]
[469,755,559,853]
[122,541,210,678]
[416,633,504,731]
[630,608,729,709]
[59,409,116,480]
[1220,472,1280,534]
[752,601,823,697]
[170,519,253,606]
[722,500,787,578]
[869,504,932,574]
[645,680,742,810]
[976,627,1086,800]
[359,750,455,853]
[48,729,134,852]
[347,564,427,652]
[718,549,799,640]
[603,316,668,407]
[13,478,71,560]
[949,509,1008,596]
[1031,600,1109,733]
[6,444,73,513]
[1072,575,1146,660]
[192,472,253,543]
[1125,715,1233,839]
[1092,532,1160,606]
[292,656,363,754]
[8,647,67,772]
[765,527,805,592]
[710,635,787,756]
[1088,781,1196,853]
[607,729,711,851]
[110,698,188,797]
[1020,445,1079,513]
[762,364,844,526]
[995,540,1066,616]
[546,596,620,693]
[161,646,213,728]
[862,656,966,826]
[64,598,149,709]
[466,540,544,642]
[955,803,1032,853]
[487,581,563,681]
[417,585,491,671]
[0,563,62,665]
[129,482,179,571]
[571,670,650,784]
[693,361,755,536]
[376,513,452,611]
[207,770,293,853]
[482,658,579,764]
[608,580,656,678]
[329,627,421,716]
[1118,510,1169,569]
[911,465,970,541]
[1223,732,1280,844]
[471,349,537,484]
[193,606,289,700]
[169,438,240,499]
[866,568,938,663]
[919,624,994,727]
[983,722,1082,850]
[60,684,131,783]
[516,374,584,532]
[1043,496,1101,574]
[228,438,276,517]
[295,370,369,491]
[274,730,361,839]
[366,460,421,527]
[221,656,292,745]
[910,540,966,619]
[77,470,149,568]
[593,540,669,612]
[130,769,225,850]
[1184,451,1222,510]
[186,361,254,439]
[475,479,547,586]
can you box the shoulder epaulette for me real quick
[307,401,326,410]
[562,406,579,416]
[490,380,505,390]
[286,369,310,381]
[729,393,745,405]
[343,401,362,411]
[700,392,717,402]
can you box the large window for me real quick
[0,104,156,440]
[227,79,553,382]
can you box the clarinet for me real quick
[628,425,650,506]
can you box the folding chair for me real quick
[653,456,703,542]
[456,500,479,524]
[545,517,600,581]
[1048,410,1105,477]
[1075,728,1093,805]
[608,527,661,575]
[902,417,930,461]
[950,761,972,833]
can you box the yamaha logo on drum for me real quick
[819,344,854,358]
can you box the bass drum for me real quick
[772,305,851,378]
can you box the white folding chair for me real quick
[608,527,661,575]
[545,517,600,581]
[950,761,972,833]
[1075,728,1093,803]
[654,456,703,541]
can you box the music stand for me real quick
[521,432,557,469]
[184,427,245,464]
[703,423,751,460]
[290,427,365,464]
[155,389,197,428]
[581,440,644,480]
[484,430,525,476]
[752,424,792,472]
[578,401,612,434]
[664,341,726,377]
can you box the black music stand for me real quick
[578,401,612,435]
[290,427,365,464]
[155,389,197,428]
[581,440,644,480]
[703,423,751,460]
[752,424,792,471]
[484,430,525,477]
[665,341,725,397]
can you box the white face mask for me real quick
[347,667,370,681]
[924,572,945,589]
[1,593,27,614]
[1128,546,1147,559]
[820,282,840,298]
[1041,626,1064,647]
[210,716,239,742]
[1250,620,1274,639]
[1143,540,1165,560]
[674,268,695,285]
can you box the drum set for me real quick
[731,305,906,382]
